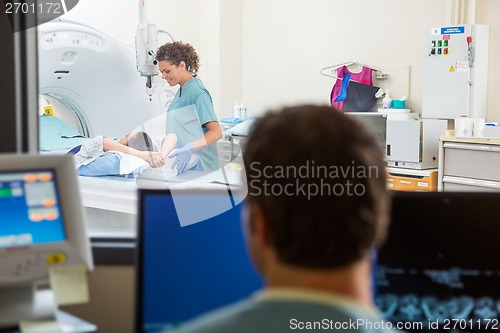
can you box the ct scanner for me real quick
[38,19,175,138]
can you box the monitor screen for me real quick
[0,169,65,248]
[136,189,263,333]
[376,192,500,332]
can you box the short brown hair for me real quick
[155,41,199,76]
[243,105,390,269]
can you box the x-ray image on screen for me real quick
[376,192,500,332]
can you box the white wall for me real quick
[54,0,500,121]
[241,0,449,115]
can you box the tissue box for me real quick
[483,125,500,139]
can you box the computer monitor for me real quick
[135,188,263,333]
[0,154,93,327]
[376,191,500,332]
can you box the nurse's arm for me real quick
[191,121,222,149]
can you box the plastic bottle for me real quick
[382,90,392,109]
[233,102,241,118]
[239,102,246,118]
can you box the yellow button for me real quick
[47,253,66,265]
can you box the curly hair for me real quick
[155,41,199,76]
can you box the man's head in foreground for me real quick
[243,104,390,303]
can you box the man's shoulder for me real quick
[169,298,258,333]
[169,298,402,333]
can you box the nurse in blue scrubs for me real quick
[155,41,222,173]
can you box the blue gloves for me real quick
[169,143,195,174]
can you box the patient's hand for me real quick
[146,151,165,167]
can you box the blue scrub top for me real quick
[167,77,220,171]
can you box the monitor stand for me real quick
[0,284,57,328]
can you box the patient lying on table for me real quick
[69,132,177,168]
[39,114,200,177]
[70,132,202,178]
[67,132,195,177]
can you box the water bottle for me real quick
[233,102,241,118]
[239,103,246,118]
[382,90,392,109]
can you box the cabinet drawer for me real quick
[387,172,437,192]
[443,182,500,192]
[444,143,500,182]
[442,175,500,192]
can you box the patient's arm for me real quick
[102,134,178,168]
[147,133,177,168]
[103,137,164,166]
[160,133,178,158]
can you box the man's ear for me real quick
[248,202,270,246]
[179,60,186,70]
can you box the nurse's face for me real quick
[158,60,185,86]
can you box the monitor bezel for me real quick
[0,154,93,286]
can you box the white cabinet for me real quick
[422,25,489,119]
[346,112,419,153]
[346,112,445,169]
[438,136,500,191]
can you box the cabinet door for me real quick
[422,26,471,119]
[386,120,420,163]
[443,143,500,182]
[347,114,387,152]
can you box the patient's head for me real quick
[120,132,154,151]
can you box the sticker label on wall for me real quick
[455,61,469,72]
[441,26,465,34]
[449,66,455,72]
